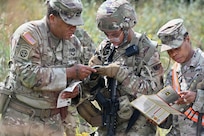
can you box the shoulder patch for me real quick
[16,44,32,60]
[22,31,37,46]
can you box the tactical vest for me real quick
[100,32,158,76]
[101,32,159,118]
[77,32,162,128]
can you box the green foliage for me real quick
[134,0,204,47]
[0,0,204,81]
[0,15,10,81]
[81,0,103,45]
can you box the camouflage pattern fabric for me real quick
[63,27,96,136]
[0,0,93,135]
[91,32,164,136]
[74,27,96,65]
[48,0,84,26]
[157,18,187,52]
[80,0,164,135]
[0,108,64,136]
[0,16,83,136]
[157,18,204,136]
[165,49,204,136]
[96,0,137,32]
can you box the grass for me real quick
[0,0,204,80]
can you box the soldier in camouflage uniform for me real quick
[79,0,164,136]
[157,18,204,136]
[0,0,96,136]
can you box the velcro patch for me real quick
[22,31,37,46]
[16,44,32,60]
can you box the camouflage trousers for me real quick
[0,107,64,136]
[97,115,156,136]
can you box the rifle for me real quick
[93,44,139,135]
[106,78,119,136]
[90,75,119,136]
[92,77,119,136]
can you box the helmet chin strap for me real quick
[117,28,129,48]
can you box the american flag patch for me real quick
[22,31,37,46]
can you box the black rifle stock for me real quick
[94,78,119,136]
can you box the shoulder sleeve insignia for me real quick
[22,31,37,46]
[16,44,32,60]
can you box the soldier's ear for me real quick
[49,14,59,23]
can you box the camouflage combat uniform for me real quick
[92,34,163,136]
[80,0,164,136]
[0,0,87,136]
[165,49,204,136]
[157,18,204,136]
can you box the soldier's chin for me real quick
[174,57,184,63]
[64,34,73,40]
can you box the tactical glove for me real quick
[88,55,102,67]
[96,63,129,82]
[96,63,120,78]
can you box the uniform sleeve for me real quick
[192,89,204,112]
[192,73,204,112]
[120,51,164,96]
[10,24,67,92]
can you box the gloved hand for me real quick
[88,55,102,67]
[95,63,120,78]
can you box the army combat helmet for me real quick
[48,0,83,26]
[96,0,137,32]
